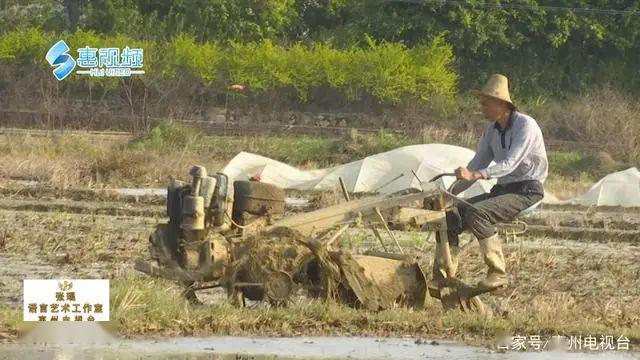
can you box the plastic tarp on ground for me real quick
[222,144,496,198]
[566,167,640,207]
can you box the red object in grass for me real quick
[249,174,261,182]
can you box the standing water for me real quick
[0,323,636,360]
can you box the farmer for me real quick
[447,74,548,292]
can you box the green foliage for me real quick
[199,0,296,42]
[284,43,325,102]
[242,135,332,165]
[344,36,457,104]
[0,1,63,35]
[548,151,589,177]
[0,27,455,105]
[316,43,350,92]
[129,120,201,151]
[164,34,221,84]
[547,150,619,180]
[3,1,640,95]
[334,129,414,161]
[293,0,640,95]
[351,38,416,104]
[7,0,640,99]
[98,0,298,42]
[225,37,456,103]
[0,27,51,65]
[411,35,457,101]
[226,40,290,92]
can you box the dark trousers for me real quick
[445,180,544,243]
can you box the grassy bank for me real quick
[0,122,623,199]
[107,275,640,345]
[1,274,638,348]
[0,307,20,341]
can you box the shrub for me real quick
[284,43,324,102]
[547,150,621,180]
[226,40,290,92]
[333,129,413,162]
[129,120,201,152]
[351,38,416,104]
[0,27,50,65]
[540,86,640,162]
[0,28,458,106]
[410,35,457,101]
[164,34,221,85]
[90,149,157,183]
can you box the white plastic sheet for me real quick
[222,144,496,198]
[567,167,640,207]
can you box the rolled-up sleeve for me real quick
[479,120,535,179]
[467,127,493,172]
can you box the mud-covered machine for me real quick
[135,165,501,312]
[135,165,290,302]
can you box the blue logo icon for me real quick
[45,40,76,81]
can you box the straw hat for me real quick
[475,74,514,107]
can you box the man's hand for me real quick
[455,166,483,181]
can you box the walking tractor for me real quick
[135,165,511,313]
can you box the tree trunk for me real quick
[63,0,82,32]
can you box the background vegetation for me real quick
[3,0,640,94]
[0,29,457,105]
[0,1,639,167]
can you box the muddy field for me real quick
[0,179,638,352]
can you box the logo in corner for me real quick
[45,40,76,81]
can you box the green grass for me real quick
[1,272,638,347]
[0,122,615,195]
[129,122,413,167]
[0,123,416,187]
[545,150,632,198]
[108,275,640,346]
[129,120,202,152]
[547,151,609,180]
[0,306,21,341]
[129,122,623,179]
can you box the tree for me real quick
[60,0,88,32]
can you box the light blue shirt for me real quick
[468,111,548,185]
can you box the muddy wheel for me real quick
[264,271,293,305]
